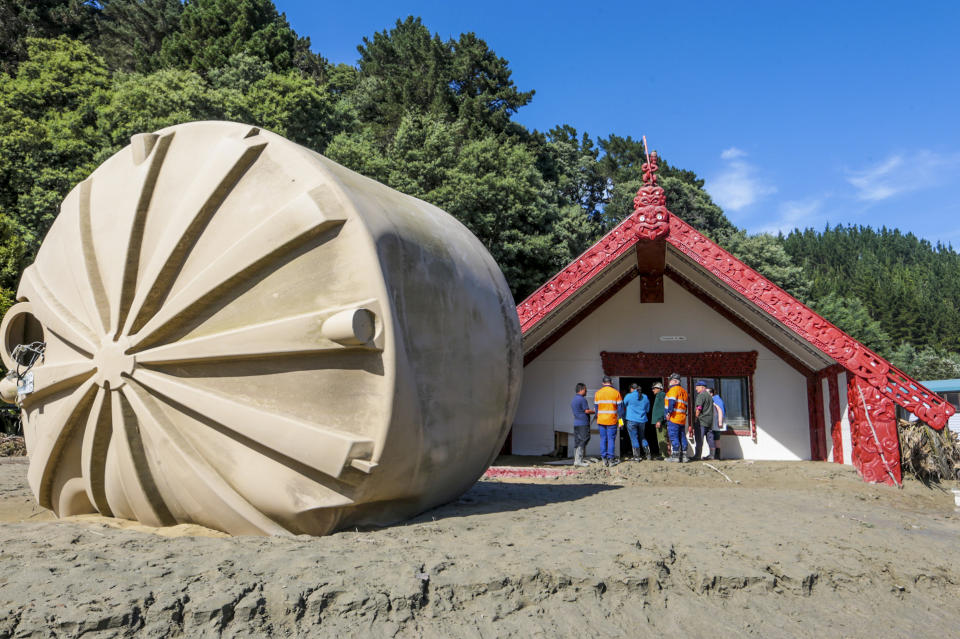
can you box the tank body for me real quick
[0,121,522,535]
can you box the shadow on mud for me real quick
[407,480,621,523]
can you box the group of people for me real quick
[570,373,725,466]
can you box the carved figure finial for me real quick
[642,149,659,187]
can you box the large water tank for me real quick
[1,121,521,536]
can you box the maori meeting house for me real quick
[509,151,955,485]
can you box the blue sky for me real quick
[276,1,960,243]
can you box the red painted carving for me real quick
[827,372,843,464]
[847,375,901,485]
[600,351,758,377]
[516,213,664,333]
[665,215,955,429]
[517,147,954,484]
[884,365,952,430]
[807,375,827,461]
[632,150,670,242]
[641,150,660,187]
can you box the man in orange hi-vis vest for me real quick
[664,372,689,463]
[594,376,623,467]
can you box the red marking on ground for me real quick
[483,467,583,479]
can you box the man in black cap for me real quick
[692,379,715,461]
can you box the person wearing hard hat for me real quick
[594,376,623,467]
[664,373,689,463]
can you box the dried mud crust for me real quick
[1,458,959,638]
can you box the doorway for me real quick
[618,376,664,457]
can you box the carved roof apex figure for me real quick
[642,149,659,187]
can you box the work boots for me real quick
[643,444,652,461]
[667,449,688,463]
[573,446,588,467]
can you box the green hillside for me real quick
[1,0,957,381]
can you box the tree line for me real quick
[1,0,958,382]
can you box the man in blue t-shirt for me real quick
[571,382,595,466]
[622,383,652,460]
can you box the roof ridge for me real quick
[516,194,954,430]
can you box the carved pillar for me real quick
[806,375,827,461]
[847,375,901,485]
[827,372,843,463]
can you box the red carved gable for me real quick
[516,153,955,449]
[516,151,669,333]
[665,215,953,430]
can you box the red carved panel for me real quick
[884,365,952,430]
[827,372,843,464]
[666,215,955,429]
[807,375,827,461]
[601,351,758,377]
[847,375,901,485]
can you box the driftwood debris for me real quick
[898,419,960,483]
[703,463,733,483]
[0,435,25,457]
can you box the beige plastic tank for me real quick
[1,121,522,536]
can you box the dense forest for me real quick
[0,0,958,381]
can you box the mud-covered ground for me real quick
[1,456,959,638]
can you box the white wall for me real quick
[514,277,812,460]
[948,413,960,436]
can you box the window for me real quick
[945,392,960,411]
[707,376,751,433]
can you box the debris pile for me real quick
[0,435,25,457]
[898,419,960,483]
